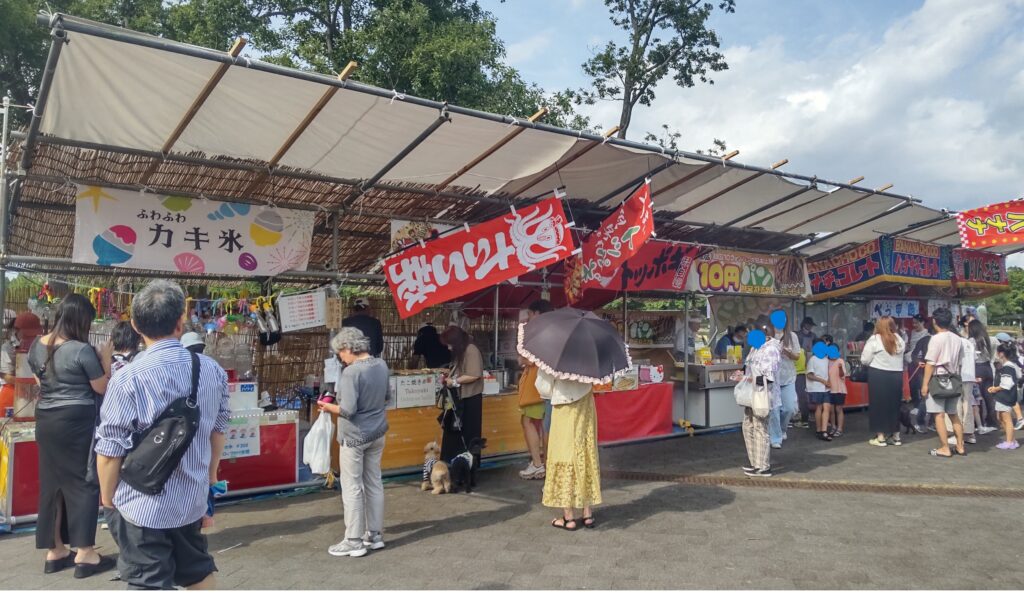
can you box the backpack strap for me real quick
[186,351,201,407]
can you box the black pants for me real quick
[35,404,99,550]
[868,367,902,435]
[976,363,997,428]
[105,507,217,590]
[441,393,482,461]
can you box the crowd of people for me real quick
[736,306,1024,477]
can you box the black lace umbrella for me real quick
[517,307,631,384]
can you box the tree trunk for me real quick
[618,83,634,139]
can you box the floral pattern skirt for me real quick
[542,392,602,509]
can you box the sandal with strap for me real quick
[551,517,578,531]
[581,516,596,529]
[929,448,952,458]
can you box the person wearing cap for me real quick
[342,297,384,358]
[181,331,206,355]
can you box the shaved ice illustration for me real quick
[207,202,252,221]
[174,252,206,274]
[238,252,258,272]
[250,209,284,246]
[93,225,136,266]
[162,196,193,212]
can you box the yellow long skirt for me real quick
[542,392,602,509]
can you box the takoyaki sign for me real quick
[384,196,576,318]
[685,249,811,297]
[72,186,314,276]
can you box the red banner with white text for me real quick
[579,181,655,284]
[384,197,576,318]
[956,199,1024,249]
[565,240,702,304]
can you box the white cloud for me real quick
[585,0,1024,213]
[506,30,555,65]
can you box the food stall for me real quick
[804,237,1010,406]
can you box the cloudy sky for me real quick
[482,0,1023,216]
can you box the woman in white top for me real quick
[861,316,907,446]
[740,328,781,478]
[536,370,601,531]
[769,318,801,449]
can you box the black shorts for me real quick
[830,394,846,406]
[105,507,217,590]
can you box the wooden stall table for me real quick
[312,392,527,474]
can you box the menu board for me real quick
[277,289,327,332]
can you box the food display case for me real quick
[672,362,745,428]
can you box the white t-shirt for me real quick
[959,337,976,382]
[926,331,963,375]
[0,341,14,386]
[805,356,830,393]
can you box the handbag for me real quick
[928,364,963,401]
[751,380,771,418]
[734,375,754,407]
[119,352,202,495]
[436,387,463,432]
[850,365,869,383]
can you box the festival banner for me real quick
[951,248,1008,289]
[807,239,886,298]
[685,249,811,298]
[72,185,314,276]
[956,198,1024,249]
[384,196,574,318]
[390,219,447,252]
[887,237,949,285]
[869,299,921,319]
[565,240,701,303]
[578,182,655,285]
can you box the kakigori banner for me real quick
[73,186,315,276]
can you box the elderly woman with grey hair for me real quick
[316,326,391,558]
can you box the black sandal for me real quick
[581,516,596,529]
[551,517,578,531]
[43,552,75,574]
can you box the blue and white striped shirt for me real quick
[96,338,230,529]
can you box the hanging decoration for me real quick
[72,185,314,276]
[577,181,655,286]
[384,196,575,319]
[956,198,1024,249]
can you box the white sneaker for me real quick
[978,426,997,435]
[1016,418,1024,431]
[362,532,386,551]
[328,539,368,558]
[519,463,545,479]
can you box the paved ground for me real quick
[3,410,1024,590]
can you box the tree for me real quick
[579,0,735,139]
[642,123,726,156]
[981,267,1024,322]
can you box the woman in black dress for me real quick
[439,326,483,461]
[28,294,114,578]
[860,317,907,447]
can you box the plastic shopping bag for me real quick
[752,383,771,418]
[303,411,334,475]
[734,376,754,407]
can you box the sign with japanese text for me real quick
[277,289,327,332]
[869,299,921,319]
[578,182,655,285]
[927,299,961,317]
[685,249,811,297]
[951,248,1008,289]
[384,197,574,319]
[72,186,314,276]
[956,199,1024,249]
[222,415,261,459]
[564,240,701,303]
[887,238,947,283]
[390,219,448,252]
[807,239,885,298]
[597,310,678,346]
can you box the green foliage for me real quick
[1,0,590,130]
[981,266,1024,321]
[580,0,735,138]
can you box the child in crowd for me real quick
[827,344,847,437]
[988,343,1021,450]
[806,338,832,441]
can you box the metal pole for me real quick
[0,96,11,321]
[331,211,340,271]
[492,286,499,370]
[37,13,920,206]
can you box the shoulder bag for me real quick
[120,352,202,495]
[928,363,962,401]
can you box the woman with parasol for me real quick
[518,307,631,531]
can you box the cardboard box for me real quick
[228,382,259,412]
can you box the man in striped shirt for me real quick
[96,280,230,590]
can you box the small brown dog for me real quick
[421,441,451,495]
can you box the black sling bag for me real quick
[120,352,201,495]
